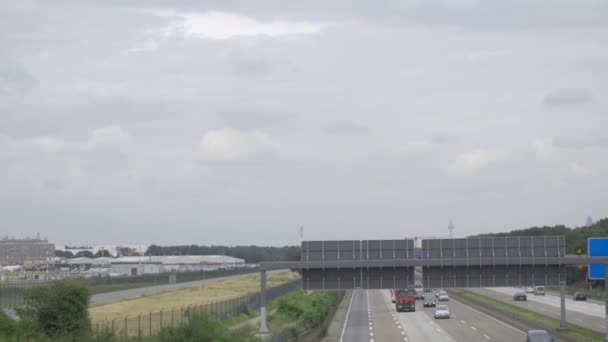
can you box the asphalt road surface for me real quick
[90,269,286,305]
[342,289,529,342]
[472,287,607,333]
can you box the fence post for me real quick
[96,322,99,336]
[148,311,152,336]
[124,316,128,337]
[111,319,115,335]
[138,313,141,338]
[171,308,174,328]
[180,306,184,324]
[160,309,163,332]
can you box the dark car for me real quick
[513,292,527,301]
[423,288,433,292]
[573,292,587,301]
[423,298,436,307]
[526,329,554,342]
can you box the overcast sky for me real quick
[1,1,607,246]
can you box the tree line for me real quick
[472,217,608,255]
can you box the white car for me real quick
[534,286,546,296]
[525,287,535,293]
[438,293,449,301]
[434,305,450,319]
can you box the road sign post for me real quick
[558,280,568,330]
[605,264,608,342]
[258,270,269,335]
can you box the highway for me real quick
[472,287,607,333]
[341,289,529,342]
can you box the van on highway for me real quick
[534,286,545,296]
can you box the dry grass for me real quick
[89,271,299,323]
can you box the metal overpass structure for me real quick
[255,236,608,339]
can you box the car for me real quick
[414,283,423,289]
[526,329,554,342]
[437,293,449,301]
[513,292,527,301]
[415,291,425,300]
[573,292,587,301]
[423,298,436,307]
[525,287,535,293]
[436,289,447,298]
[534,286,545,296]
[434,305,450,319]
[423,288,433,292]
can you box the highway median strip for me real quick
[448,288,603,342]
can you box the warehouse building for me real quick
[0,237,55,266]
[65,255,246,276]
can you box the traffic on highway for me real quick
[340,282,568,342]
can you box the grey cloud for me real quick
[230,54,272,78]
[543,91,594,106]
[553,136,608,149]
[82,0,608,30]
[1,0,608,245]
[325,122,369,134]
[0,60,35,95]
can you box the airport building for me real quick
[0,237,55,266]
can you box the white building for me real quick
[64,255,246,276]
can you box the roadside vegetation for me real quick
[267,291,341,339]
[1,276,341,342]
[449,288,603,342]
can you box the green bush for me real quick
[0,311,15,336]
[276,291,337,328]
[20,280,91,339]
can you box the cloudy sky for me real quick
[1,1,607,246]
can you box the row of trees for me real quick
[473,217,608,255]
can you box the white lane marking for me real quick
[369,326,373,331]
[460,320,466,324]
[453,298,527,335]
[452,314,457,318]
[370,339,374,342]
[404,338,409,341]
[339,290,356,342]
[401,331,405,335]
[370,332,374,337]
[471,326,478,331]
[483,334,491,340]
[436,328,441,332]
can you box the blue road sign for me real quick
[588,238,608,280]
[415,251,423,259]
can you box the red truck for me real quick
[394,288,417,312]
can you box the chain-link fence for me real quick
[0,267,260,309]
[94,279,300,338]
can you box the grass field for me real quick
[89,271,299,323]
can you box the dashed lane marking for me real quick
[471,326,478,331]
[483,334,491,340]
